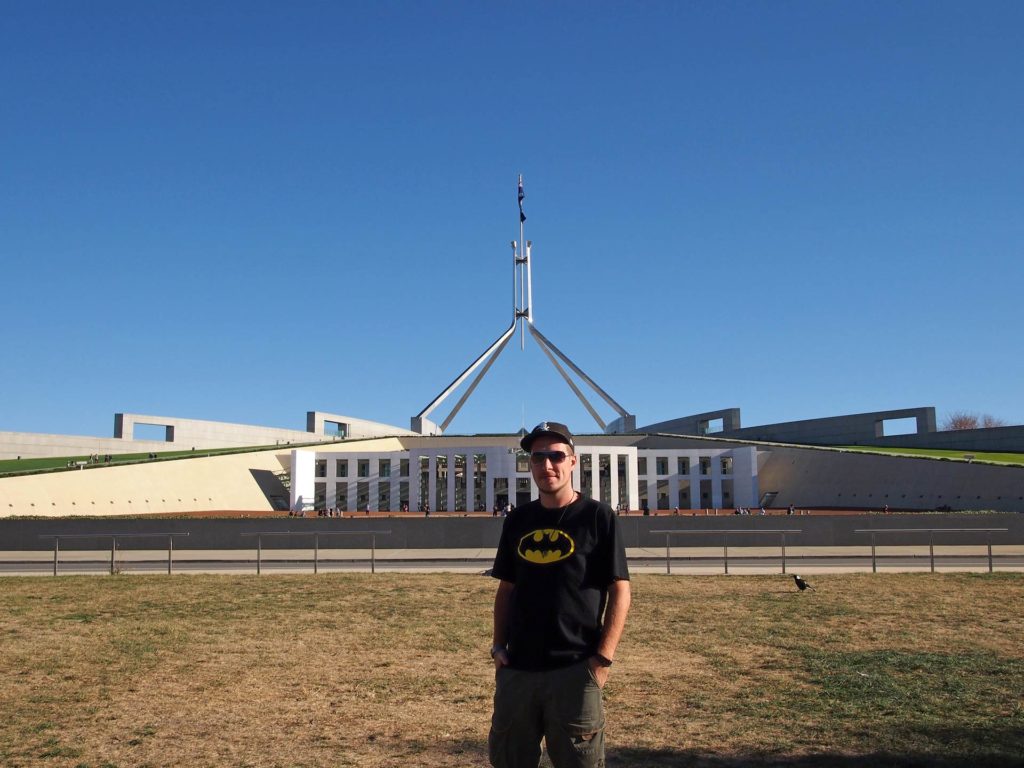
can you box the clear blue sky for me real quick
[3,1,1022,439]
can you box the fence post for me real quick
[987,532,994,574]
[371,534,376,574]
[665,533,671,575]
[723,532,729,575]
[257,535,262,576]
[53,538,59,577]
[168,535,173,575]
[929,531,935,573]
[871,532,877,573]
[781,533,787,575]
[110,537,117,575]
[314,533,319,575]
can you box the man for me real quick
[489,421,631,768]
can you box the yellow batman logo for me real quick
[517,528,575,564]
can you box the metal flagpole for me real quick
[518,174,526,349]
[526,240,533,325]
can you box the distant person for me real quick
[488,421,630,768]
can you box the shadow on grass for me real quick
[435,726,1024,768]
[606,748,1023,768]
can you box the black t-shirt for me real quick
[491,495,630,671]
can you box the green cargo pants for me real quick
[488,659,605,768]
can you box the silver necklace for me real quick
[552,491,579,528]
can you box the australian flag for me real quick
[518,175,526,223]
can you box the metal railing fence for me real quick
[650,529,802,575]
[39,532,190,576]
[240,530,392,574]
[854,528,1009,573]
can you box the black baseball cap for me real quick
[520,421,574,452]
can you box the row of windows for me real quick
[638,456,733,476]
[315,453,736,479]
[315,458,412,479]
[313,478,532,513]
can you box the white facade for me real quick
[291,442,758,513]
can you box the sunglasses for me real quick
[530,450,571,465]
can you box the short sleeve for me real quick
[605,508,630,582]
[491,516,517,582]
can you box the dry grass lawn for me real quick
[1,573,1022,767]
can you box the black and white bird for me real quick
[793,574,815,591]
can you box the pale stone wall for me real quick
[0,450,292,517]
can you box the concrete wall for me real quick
[640,409,742,435]
[641,407,1024,453]
[758,445,1024,512]
[720,408,936,445]
[1,411,415,461]
[114,413,331,450]
[306,411,418,438]
[2,513,1021,552]
[2,416,326,460]
[0,430,175,461]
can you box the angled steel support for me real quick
[412,322,517,434]
[528,324,634,432]
[437,329,516,432]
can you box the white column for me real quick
[627,454,639,511]
[481,454,493,514]
[290,450,315,513]
[690,456,699,509]
[711,451,723,508]
[609,453,619,509]
[732,446,758,508]
[326,460,338,510]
